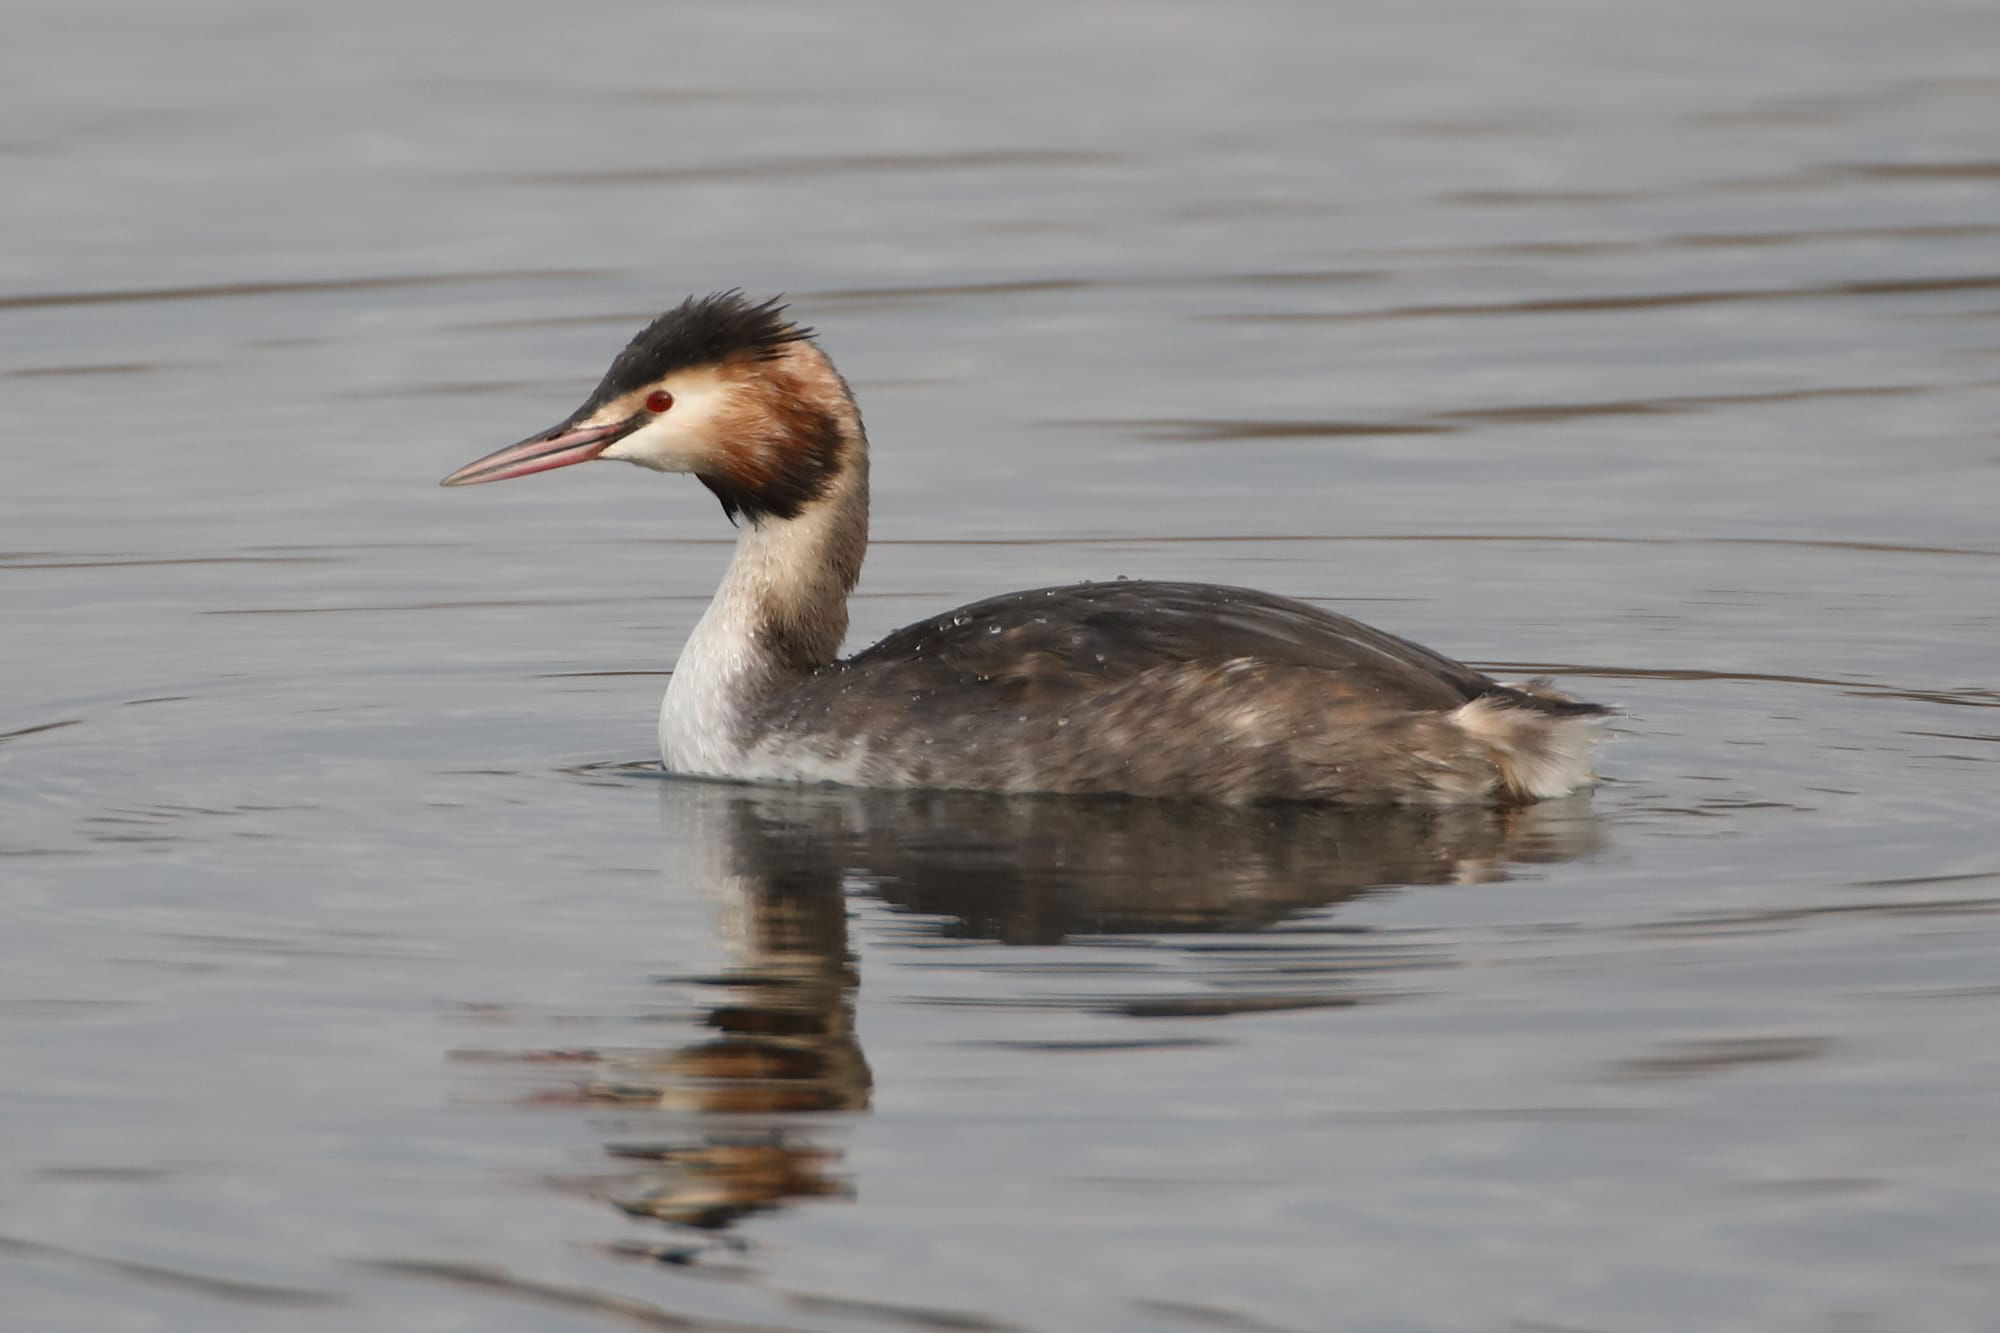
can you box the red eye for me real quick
[645,389,674,413]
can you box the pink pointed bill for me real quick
[439,419,634,487]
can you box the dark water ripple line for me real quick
[1053,417,1451,440]
[860,534,2000,560]
[35,1165,177,1182]
[1213,272,2000,324]
[971,1037,1228,1052]
[1629,895,2000,934]
[341,378,592,400]
[1437,186,1659,207]
[183,533,1998,559]
[1316,1106,1659,1124]
[0,1234,341,1309]
[359,1259,806,1332]
[439,269,1387,332]
[501,147,1123,187]
[1436,158,2000,208]
[0,269,611,312]
[783,1289,1027,1331]
[1356,221,2000,261]
[1551,671,1990,710]
[201,588,931,616]
[0,719,83,743]
[1134,1297,1320,1333]
[1610,1036,1834,1081]
[914,992,1393,1017]
[202,594,701,616]
[1483,663,2000,713]
[2,361,168,378]
[1872,687,2000,710]
[1849,868,2000,889]
[0,998,139,1017]
[936,533,1997,559]
[1,556,335,571]
[1473,662,1879,689]
[443,309,663,332]
[1835,159,2000,181]
[808,269,1386,302]
[536,670,675,679]
[1435,382,1928,425]
[1684,76,2000,127]
[1054,381,1931,441]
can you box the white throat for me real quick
[659,451,869,778]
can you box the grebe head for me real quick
[440,291,859,524]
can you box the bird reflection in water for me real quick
[591,786,872,1240]
[542,781,1600,1258]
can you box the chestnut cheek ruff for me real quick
[699,403,847,525]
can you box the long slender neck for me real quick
[662,365,868,772]
[697,446,869,677]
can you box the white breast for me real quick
[659,579,873,785]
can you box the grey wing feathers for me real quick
[842,581,1507,712]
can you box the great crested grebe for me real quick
[442,292,1607,804]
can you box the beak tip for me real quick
[436,418,627,490]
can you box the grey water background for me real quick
[5,1,1999,1329]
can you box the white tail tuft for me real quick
[1449,694,1606,800]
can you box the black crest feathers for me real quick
[580,291,813,413]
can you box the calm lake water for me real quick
[5,2,1999,1330]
